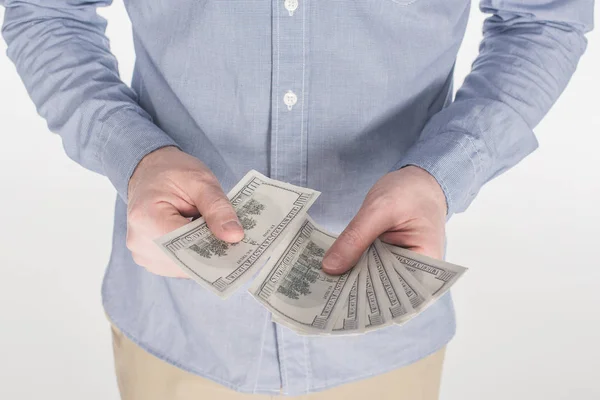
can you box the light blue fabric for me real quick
[2,0,593,395]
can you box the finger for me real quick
[322,206,393,275]
[380,229,445,259]
[141,201,196,239]
[188,180,244,243]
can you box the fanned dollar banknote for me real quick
[155,170,468,335]
[367,242,414,324]
[249,217,361,335]
[384,242,467,303]
[373,240,431,314]
[331,252,367,335]
[155,170,320,298]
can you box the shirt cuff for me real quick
[99,108,179,202]
[394,97,540,216]
[393,130,481,217]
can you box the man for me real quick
[1,0,593,399]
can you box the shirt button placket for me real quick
[269,0,308,187]
[270,0,311,394]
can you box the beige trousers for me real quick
[111,325,445,400]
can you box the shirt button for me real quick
[284,0,298,16]
[284,90,298,110]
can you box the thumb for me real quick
[190,180,245,243]
[322,206,391,275]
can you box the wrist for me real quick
[128,145,180,198]
[400,165,448,216]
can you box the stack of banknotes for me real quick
[156,170,467,336]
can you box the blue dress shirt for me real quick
[1,0,593,395]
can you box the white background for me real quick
[0,2,598,399]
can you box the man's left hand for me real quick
[322,166,448,275]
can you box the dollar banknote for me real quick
[331,252,368,335]
[384,243,467,301]
[361,258,390,332]
[367,244,415,324]
[249,217,361,335]
[373,240,431,314]
[155,170,320,298]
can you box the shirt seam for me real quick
[437,134,478,207]
[95,105,146,167]
[416,130,482,206]
[449,132,480,181]
[300,0,307,185]
[252,311,271,393]
[461,101,489,173]
[274,0,280,179]
[426,128,481,180]
[461,133,482,176]
[303,337,312,393]
[277,325,289,389]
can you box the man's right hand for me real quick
[126,146,244,277]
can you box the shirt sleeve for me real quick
[395,0,594,216]
[1,0,179,201]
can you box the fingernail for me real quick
[322,253,344,272]
[222,220,243,232]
